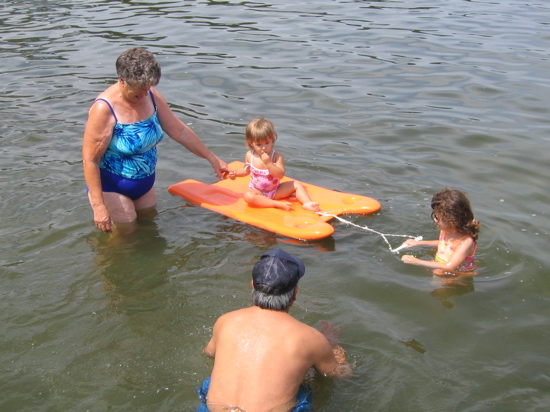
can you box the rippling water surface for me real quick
[1,1,549,411]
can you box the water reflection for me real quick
[430,275,475,309]
[166,203,337,251]
[280,236,336,253]
[87,215,169,312]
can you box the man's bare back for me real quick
[203,306,340,411]
[200,250,351,412]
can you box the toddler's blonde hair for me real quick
[245,118,278,149]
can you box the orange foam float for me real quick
[168,161,381,240]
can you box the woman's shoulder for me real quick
[89,94,116,119]
[91,85,118,110]
[96,83,119,100]
[149,87,168,105]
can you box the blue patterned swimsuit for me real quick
[95,90,164,200]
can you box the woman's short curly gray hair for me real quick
[115,47,161,87]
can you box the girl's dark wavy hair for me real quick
[431,188,480,241]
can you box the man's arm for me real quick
[203,316,223,357]
[325,345,352,379]
[312,323,352,379]
[203,336,216,358]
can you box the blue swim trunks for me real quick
[197,377,312,411]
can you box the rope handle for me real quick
[317,212,422,253]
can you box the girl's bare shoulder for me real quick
[273,150,284,162]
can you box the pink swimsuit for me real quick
[435,231,477,271]
[247,151,280,199]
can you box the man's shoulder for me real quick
[294,319,327,341]
[217,307,325,341]
[215,306,256,323]
[272,316,326,348]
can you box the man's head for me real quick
[252,249,305,311]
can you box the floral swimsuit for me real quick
[92,90,164,199]
[435,231,478,271]
[247,150,280,199]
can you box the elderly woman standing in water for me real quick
[82,47,229,233]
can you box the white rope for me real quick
[318,212,422,253]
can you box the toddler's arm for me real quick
[225,164,250,180]
[261,151,286,179]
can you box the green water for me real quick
[1,1,549,411]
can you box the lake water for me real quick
[1,0,549,411]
